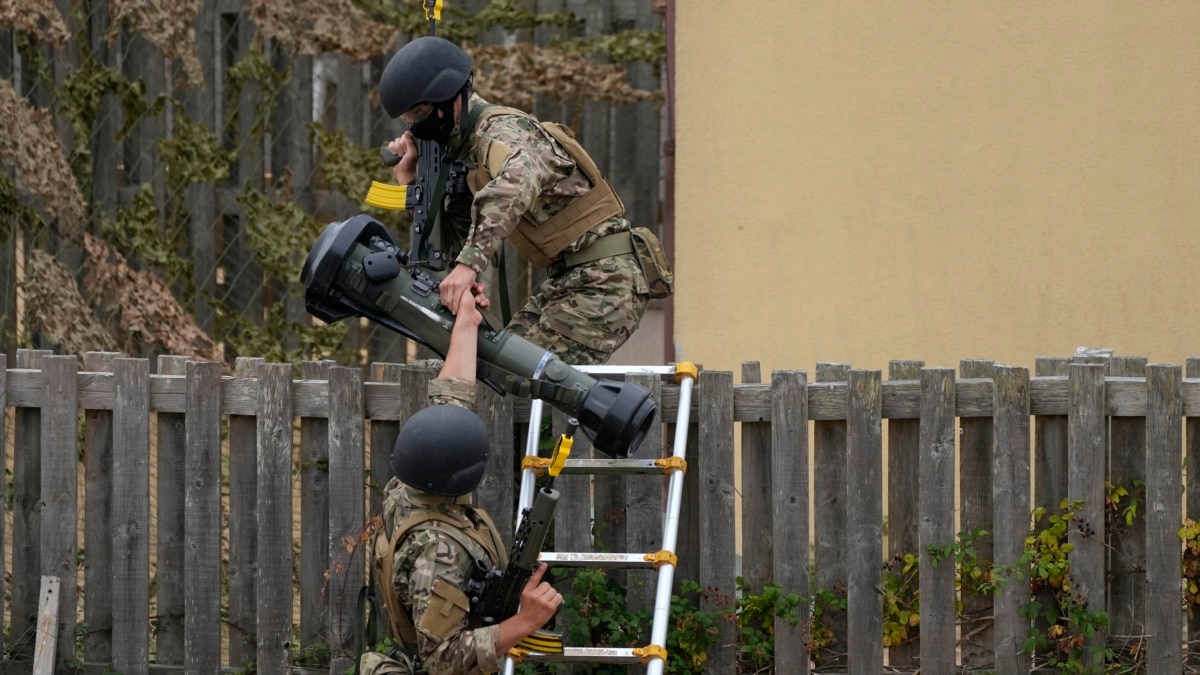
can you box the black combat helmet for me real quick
[379,36,473,119]
[392,405,490,497]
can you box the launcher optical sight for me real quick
[300,214,656,457]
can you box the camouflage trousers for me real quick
[507,252,648,366]
[359,649,420,675]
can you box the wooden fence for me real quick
[3,349,1200,673]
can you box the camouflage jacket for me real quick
[450,94,630,274]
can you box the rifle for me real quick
[470,419,578,628]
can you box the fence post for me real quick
[112,357,150,674]
[917,367,957,674]
[771,369,810,674]
[1067,362,1107,668]
[846,369,883,673]
[1145,364,1183,673]
[992,365,1031,673]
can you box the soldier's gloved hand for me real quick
[386,131,418,184]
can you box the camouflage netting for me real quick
[249,0,397,62]
[468,42,661,110]
[21,247,117,354]
[108,0,205,87]
[0,0,664,366]
[82,233,216,360]
[0,0,70,44]
[0,78,87,238]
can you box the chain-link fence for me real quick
[1,0,664,370]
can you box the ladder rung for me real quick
[538,552,656,568]
[519,647,646,664]
[561,458,666,475]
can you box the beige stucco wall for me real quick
[675,3,1200,378]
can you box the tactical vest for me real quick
[465,105,626,268]
[373,508,508,650]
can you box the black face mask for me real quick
[408,97,457,144]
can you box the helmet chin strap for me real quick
[450,85,472,146]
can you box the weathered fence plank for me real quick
[918,368,956,674]
[12,349,51,655]
[369,363,406,511]
[813,361,850,670]
[1067,362,1107,667]
[741,362,772,596]
[993,365,1031,673]
[82,351,118,664]
[257,363,295,672]
[155,355,188,665]
[328,366,366,672]
[185,360,224,672]
[698,370,736,675]
[846,369,883,673]
[1108,355,1147,657]
[228,357,262,666]
[958,359,994,668]
[40,355,79,670]
[1188,356,1200,661]
[0,353,5,658]
[771,369,810,675]
[885,360,922,669]
[300,360,334,655]
[625,372,664,615]
[477,382,515,546]
[113,357,150,675]
[1145,364,1183,673]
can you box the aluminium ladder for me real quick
[502,362,699,675]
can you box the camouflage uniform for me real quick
[361,376,506,675]
[450,95,649,366]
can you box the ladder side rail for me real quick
[502,398,547,675]
[517,399,546,525]
[645,369,696,675]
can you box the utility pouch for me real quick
[629,227,674,300]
